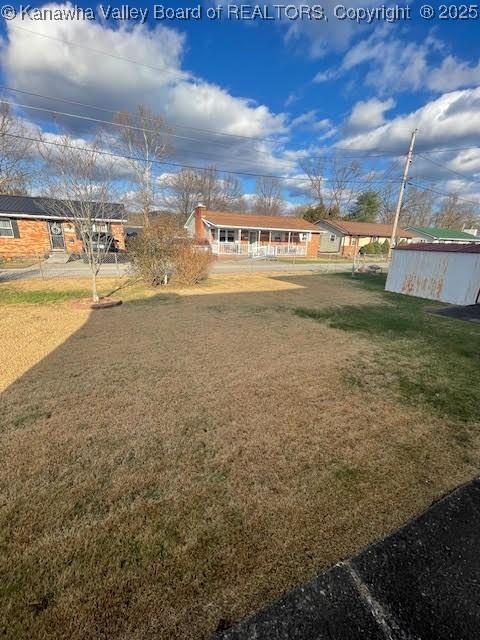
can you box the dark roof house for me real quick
[0,194,126,221]
[0,194,126,259]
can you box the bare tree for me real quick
[114,105,171,227]
[160,168,202,220]
[400,186,435,227]
[300,156,364,217]
[160,165,245,218]
[300,158,324,207]
[40,134,119,302]
[327,156,363,214]
[196,166,245,211]
[433,193,479,229]
[253,176,284,216]
[0,103,32,194]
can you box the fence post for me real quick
[115,252,119,275]
[38,254,44,280]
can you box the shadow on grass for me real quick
[1,270,479,640]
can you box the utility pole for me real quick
[389,129,417,258]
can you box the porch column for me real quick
[238,228,242,254]
[258,229,261,246]
[288,231,291,251]
[269,231,271,247]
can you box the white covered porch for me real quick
[209,227,309,257]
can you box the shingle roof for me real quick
[202,210,319,232]
[406,226,479,241]
[395,242,480,254]
[317,219,414,238]
[0,194,126,221]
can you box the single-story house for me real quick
[386,242,480,306]
[315,219,413,256]
[0,194,126,259]
[405,226,480,244]
[185,205,320,257]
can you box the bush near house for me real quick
[360,241,383,255]
[174,243,214,285]
[128,218,214,286]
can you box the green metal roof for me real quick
[407,226,478,240]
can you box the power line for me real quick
[416,153,480,185]
[0,94,414,174]
[420,145,480,154]
[2,83,407,159]
[2,131,402,185]
[0,83,289,148]
[4,97,396,173]
[0,97,299,169]
[5,31,480,162]
[407,181,480,208]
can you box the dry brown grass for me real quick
[0,272,478,639]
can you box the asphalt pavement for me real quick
[216,479,480,640]
[0,258,358,281]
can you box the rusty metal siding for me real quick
[386,249,480,306]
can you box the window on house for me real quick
[300,232,310,242]
[92,223,109,233]
[0,219,14,237]
[272,231,282,241]
[329,234,336,242]
[219,229,235,242]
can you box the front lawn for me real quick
[1,272,479,639]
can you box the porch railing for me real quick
[211,242,307,257]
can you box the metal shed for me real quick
[386,243,480,306]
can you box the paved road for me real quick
[0,259,361,281]
[216,479,480,640]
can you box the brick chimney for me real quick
[194,203,207,241]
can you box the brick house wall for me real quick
[111,223,126,250]
[0,219,51,259]
[307,232,320,257]
[0,218,126,259]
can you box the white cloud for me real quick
[312,70,336,83]
[339,88,480,153]
[291,110,332,131]
[2,3,291,175]
[345,98,395,133]
[283,0,382,58]
[341,30,440,94]
[428,55,480,92]
[338,88,480,201]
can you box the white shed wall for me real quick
[386,250,480,306]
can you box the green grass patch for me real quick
[332,462,361,483]
[0,287,91,305]
[294,273,480,425]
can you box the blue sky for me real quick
[1,1,480,207]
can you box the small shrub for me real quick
[128,219,182,286]
[381,239,390,253]
[174,243,214,285]
[360,242,381,255]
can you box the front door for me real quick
[248,231,257,246]
[48,220,65,250]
